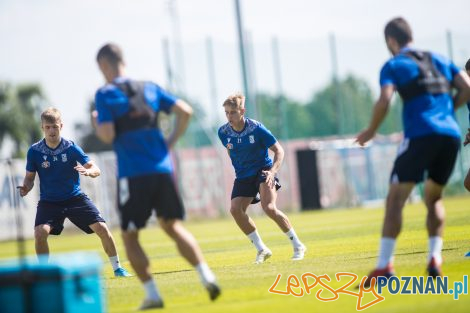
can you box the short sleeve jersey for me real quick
[379,47,461,139]
[95,77,178,178]
[26,138,90,201]
[218,118,277,179]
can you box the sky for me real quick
[1,0,469,141]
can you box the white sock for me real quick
[143,279,162,301]
[195,262,216,286]
[247,230,268,252]
[428,236,443,264]
[109,256,121,271]
[285,228,303,248]
[376,237,396,269]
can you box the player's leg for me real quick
[423,179,445,277]
[67,194,131,277]
[155,173,220,300]
[158,218,219,298]
[259,182,306,260]
[34,200,65,261]
[34,224,51,256]
[88,221,131,277]
[122,230,163,309]
[425,135,459,275]
[362,138,423,287]
[119,176,163,309]
[230,176,272,263]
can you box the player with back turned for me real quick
[355,17,470,286]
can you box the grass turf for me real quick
[1,196,469,312]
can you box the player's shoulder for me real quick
[218,122,231,136]
[30,139,46,154]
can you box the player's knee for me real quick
[34,226,49,241]
[92,222,110,237]
[229,205,243,217]
[262,203,277,217]
[159,219,178,238]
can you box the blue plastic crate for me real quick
[0,252,105,313]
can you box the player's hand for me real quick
[74,162,90,176]
[17,185,29,197]
[464,128,470,146]
[355,128,375,147]
[262,170,275,189]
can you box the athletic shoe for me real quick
[205,282,221,301]
[255,248,272,264]
[361,263,395,288]
[465,251,470,257]
[138,298,164,310]
[114,267,132,277]
[292,244,307,261]
[427,257,442,279]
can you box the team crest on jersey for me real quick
[61,153,67,162]
[249,135,255,143]
[41,155,50,168]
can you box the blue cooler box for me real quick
[0,252,105,313]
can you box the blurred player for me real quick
[355,17,470,286]
[93,43,220,310]
[18,107,131,277]
[462,59,470,190]
[218,93,306,264]
[463,58,470,258]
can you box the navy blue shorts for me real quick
[35,194,105,235]
[231,168,281,200]
[390,135,460,185]
[118,173,185,231]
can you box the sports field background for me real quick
[1,196,469,312]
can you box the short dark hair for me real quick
[384,17,413,47]
[465,58,470,71]
[96,43,124,66]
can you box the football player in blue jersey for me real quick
[18,107,131,277]
[93,43,220,310]
[218,93,306,264]
[355,17,470,286]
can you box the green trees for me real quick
[256,74,402,140]
[0,83,45,158]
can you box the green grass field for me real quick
[1,196,470,312]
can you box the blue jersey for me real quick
[26,138,90,201]
[95,77,177,178]
[380,47,461,139]
[218,118,277,179]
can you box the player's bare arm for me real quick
[93,110,115,144]
[356,84,395,146]
[264,142,284,189]
[18,171,36,197]
[75,160,101,178]
[452,70,470,109]
[167,99,193,149]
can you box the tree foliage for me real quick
[0,82,45,158]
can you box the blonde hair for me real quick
[41,107,62,124]
[223,93,245,109]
